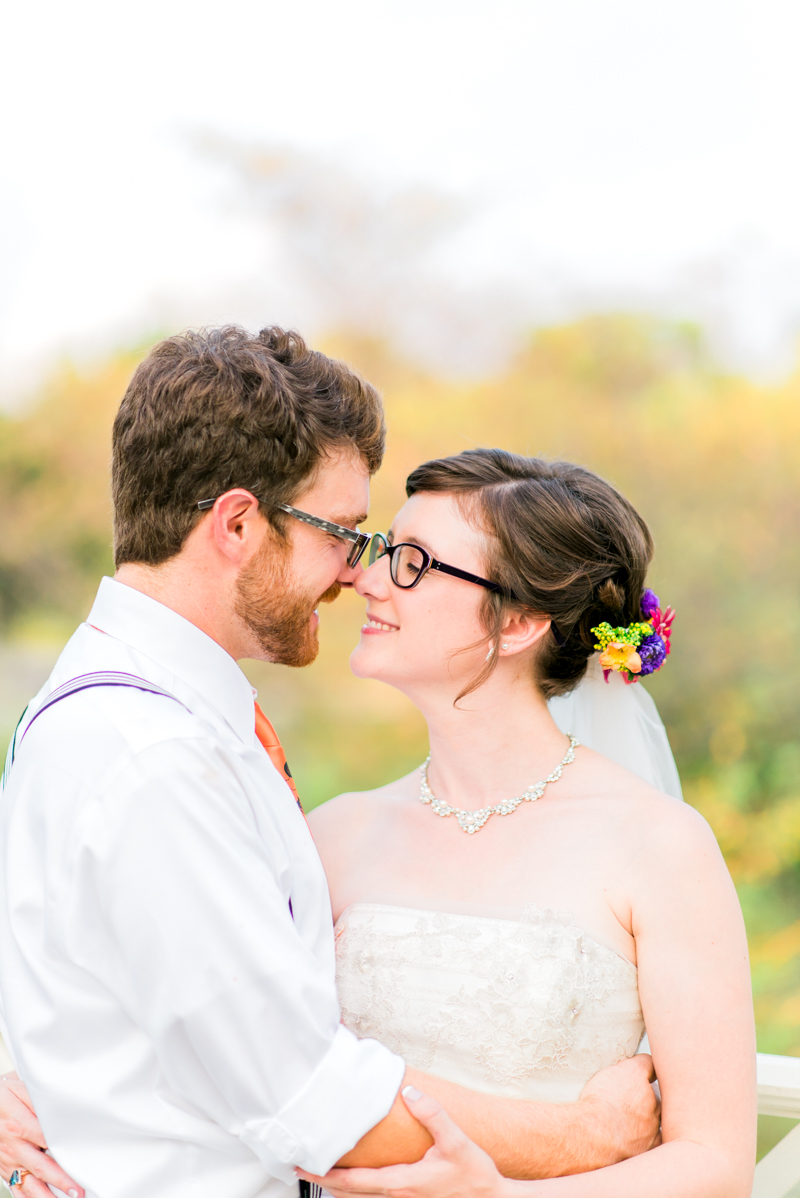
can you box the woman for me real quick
[305,450,755,1195]
[0,450,756,1196]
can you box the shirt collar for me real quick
[87,577,256,745]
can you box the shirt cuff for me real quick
[240,1023,406,1183]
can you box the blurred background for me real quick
[1,0,799,1155]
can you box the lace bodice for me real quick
[335,902,644,1102]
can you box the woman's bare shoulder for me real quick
[568,749,728,928]
[579,747,726,895]
[307,770,417,839]
[573,745,715,846]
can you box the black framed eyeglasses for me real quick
[196,497,372,569]
[367,532,518,599]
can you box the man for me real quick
[0,326,658,1198]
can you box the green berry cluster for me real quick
[590,620,653,652]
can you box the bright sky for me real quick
[3,0,800,398]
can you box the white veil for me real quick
[547,655,683,800]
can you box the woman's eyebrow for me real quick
[393,530,436,555]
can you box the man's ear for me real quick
[206,489,267,564]
[497,610,552,658]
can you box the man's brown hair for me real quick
[112,325,385,566]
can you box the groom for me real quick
[0,326,658,1198]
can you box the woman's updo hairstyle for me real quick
[405,449,654,700]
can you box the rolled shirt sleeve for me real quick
[61,734,405,1182]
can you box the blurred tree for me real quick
[200,136,528,378]
[0,354,135,637]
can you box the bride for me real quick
[302,449,755,1196]
[0,450,755,1196]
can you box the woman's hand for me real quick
[298,1086,511,1198]
[0,1074,83,1198]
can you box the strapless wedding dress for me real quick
[335,902,644,1103]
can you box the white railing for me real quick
[753,1052,800,1198]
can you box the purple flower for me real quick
[638,632,667,676]
[640,588,660,619]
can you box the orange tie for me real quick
[254,701,304,814]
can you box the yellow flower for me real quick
[599,641,642,674]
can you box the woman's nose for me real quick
[353,554,391,598]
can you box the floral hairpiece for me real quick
[591,588,674,684]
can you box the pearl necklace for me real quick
[419,734,579,834]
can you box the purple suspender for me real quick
[23,671,187,738]
[3,671,187,787]
[1,671,299,928]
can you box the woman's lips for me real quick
[362,617,399,634]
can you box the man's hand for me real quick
[0,1073,84,1198]
[298,1086,509,1198]
[576,1053,661,1168]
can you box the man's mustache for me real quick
[317,583,342,605]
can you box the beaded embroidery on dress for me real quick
[335,902,644,1103]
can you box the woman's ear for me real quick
[497,611,552,657]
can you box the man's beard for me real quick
[235,537,341,667]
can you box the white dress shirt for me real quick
[0,578,404,1198]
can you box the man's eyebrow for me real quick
[332,512,368,529]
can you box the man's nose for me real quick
[337,555,366,588]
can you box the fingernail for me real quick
[68,1190,79,1197]
[402,1085,423,1101]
